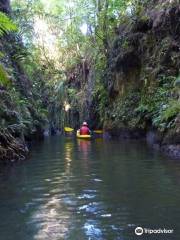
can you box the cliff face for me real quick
[1,0,179,161]
[64,59,100,130]
[103,0,180,157]
[62,2,180,158]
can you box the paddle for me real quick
[64,127,74,132]
[93,130,103,134]
[64,127,103,134]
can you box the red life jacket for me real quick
[80,126,90,135]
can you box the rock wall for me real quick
[103,0,180,158]
[65,59,101,129]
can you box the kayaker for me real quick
[80,122,90,135]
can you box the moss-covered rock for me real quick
[100,1,180,158]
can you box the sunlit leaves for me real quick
[0,11,17,36]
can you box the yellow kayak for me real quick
[76,130,91,139]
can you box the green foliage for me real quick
[161,100,180,121]
[109,90,141,127]
[8,0,178,134]
[103,73,179,131]
[0,11,17,36]
[136,75,177,130]
[93,83,109,123]
[8,86,48,134]
[0,64,11,87]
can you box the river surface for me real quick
[0,136,180,240]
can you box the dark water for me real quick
[0,136,180,240]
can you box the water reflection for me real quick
[32,202,70,240]
[77,139,92,177]
[64,141,73,163]
[64,141,73,173]
[30,186,72,240]
[0,137,180,240]
[83,220,103,239]
[28,140,75,240]
[77,139,91,159]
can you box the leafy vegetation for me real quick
[0,0,179,160]
[0,64,11,86]
[0,11,17,36]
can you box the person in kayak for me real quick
[80,122,90,135]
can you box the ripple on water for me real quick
[32,187,46,191]
[78,202,104,215]
[1,137,180,240]
[83,220,103,240]
[84,189,98,193]
[63,196,77,206]
[77,193,96,199]
[28,203,71,240]
[101,213,112,218]
[93,178,103,182]
[30,198,48,205]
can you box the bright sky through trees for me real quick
[11,0,133,75]
[80,23,88,35]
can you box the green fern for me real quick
[0,51,4,59]
[161,100,180,121]
[0,64,11,87]
[0,11,17,36]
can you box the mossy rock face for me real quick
[101,2,180,150]
[162,130,180,145]
[132,17,153,33]
[104,120,125,131]
[104,120,145,139]
[115,51,141,74]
